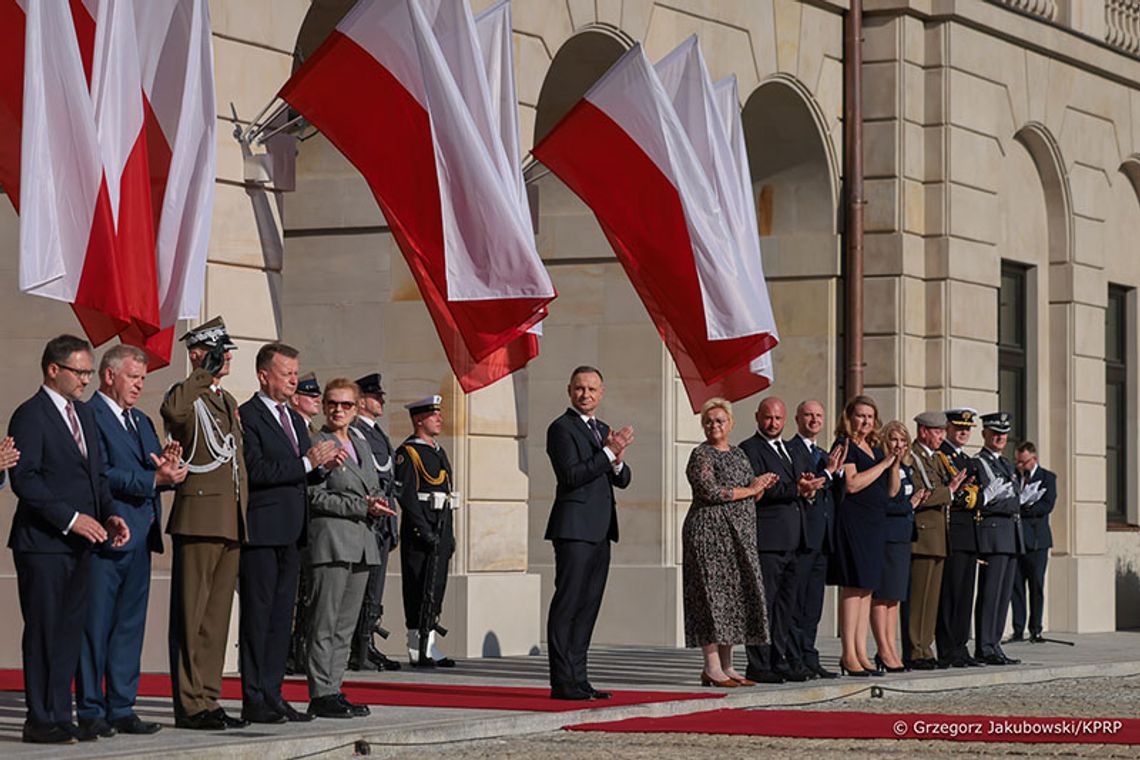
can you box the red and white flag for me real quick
[11,0,214,367]
[280,0,554,392]
[534,42,778,412]
[0,0,27,211]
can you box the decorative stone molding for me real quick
[993,0,1059,22]
[1107,0,1140,55]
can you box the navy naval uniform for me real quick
[394,438,454,637]
[935,438,978,666]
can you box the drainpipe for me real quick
[844,0,865,400]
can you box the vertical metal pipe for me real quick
[844,0,865,399]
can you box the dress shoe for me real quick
[111,714,162,735]
[1005,633,1025,643]
[874,654,909,673]
[700,672,739,688]
[731,676,757,686]
[307,695,353,719]
[22,723,77,744]
[337,694,371,717]
[1000,653,1021,665]
[174,710,226,730]
[275,701,314,723]
[550,684,592,700]
[746,670,787,684]
[964,656,985,667]
[242,702,286,725]
[211,709,250,729]
[1029,634,1046,644]
[77,717,117,740]
[979,653,1007,666]
[368,649,403,671]
[812,665,839,679]
[580,683,612,699]
[911,658,938,671]
[781,668,814,682]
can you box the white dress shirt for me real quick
[258,392,313,472]
[41,385,84,534]
[579,413,623,475]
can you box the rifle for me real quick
[417,529,448,666]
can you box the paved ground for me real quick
[0,632,1136,758]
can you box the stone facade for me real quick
[0,0,1137,669]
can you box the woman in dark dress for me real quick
[872,421,929,673]
[831,395,899,676]
[683,398,778,687]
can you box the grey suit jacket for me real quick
[306,427,382,566]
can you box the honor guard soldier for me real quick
[161,317,250,730]
[934,407,982,667]
[290,373,322,435]
[970,412,1025,665]
[348,373,402,672]
[394,395,457,667]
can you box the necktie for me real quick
[775,439,792,469]
[277,403,300,456]
[122,408,138,437]
[66,401,87,458]
[587,418,603,447]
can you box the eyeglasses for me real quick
[325,400,356,411]
[57,364,95,380]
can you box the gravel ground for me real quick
[367,675,1140,759]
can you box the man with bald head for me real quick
[786,400,846,679]
[740,397,825,683]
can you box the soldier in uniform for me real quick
[285,372,322,675]
[394,395,457,668]
[347,373,402,672]
[971,413,1024,665]
[290,373,322,434]
[934,407,982,668]
[905,411,967,669]
[161,317,249,730]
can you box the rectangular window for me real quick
[998,263,1028,454]
[1106,285,1128,524]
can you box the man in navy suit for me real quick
[544,366,633,700]
[8,335,130,744]
[786,400,846,679]
[740,397,825,684]
[1009,441,1057,643]
[76,345,187,738]
[238,343,340,723]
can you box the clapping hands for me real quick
[605,425,635,462]
[366,495,396,518]
[797,471,826,500]
[748,472,780,499]
[910,487,931,509]
[0,436,19,470]
[307,439,345,469]
[151,442,188,486]
[826,439,848,475]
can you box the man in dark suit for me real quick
[8,335,130,744]
[544,366,633,700]
[970,412,1024,665]
[739,397,823,684]
[76,345,186,738]
[348,372,401,672]
[786,399,845,679]
[1010,441,1056,643]
[935,407,983,668]
[238,343,340,724]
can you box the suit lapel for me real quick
[39,390,89,466]
[252,394,298,452]
[97,401,144,463]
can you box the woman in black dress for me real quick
[683,398,778,687]
[831,395,899,676]
[872,421,929,673]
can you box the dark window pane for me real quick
[1106,287,1126,365]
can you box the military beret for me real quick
[914,411,948,429]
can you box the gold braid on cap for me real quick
[403,444,449,488]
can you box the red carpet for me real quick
[567,708,1139,743]
[0,670,718,713]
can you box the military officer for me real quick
[934,407,982,668]
[970,412,1024,665]
[906,411,967,669]
[347,373,402,672]
[394,395,457,668]
[286,372,321,676]
[161,317,249,730]
[290,373,322,434]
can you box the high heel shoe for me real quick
[729,675,756,687]
[839,660,870,678]
[874,654,908,674]
[700,672,739,688]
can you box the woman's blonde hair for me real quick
[833,394,883,447]
[881,419,913,466]
[700,397,734,427]
[322,377,360,402]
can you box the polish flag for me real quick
[10,0,213,367]
[0,0,26,211]
[280,0,554,392]
[533,42,778,412]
